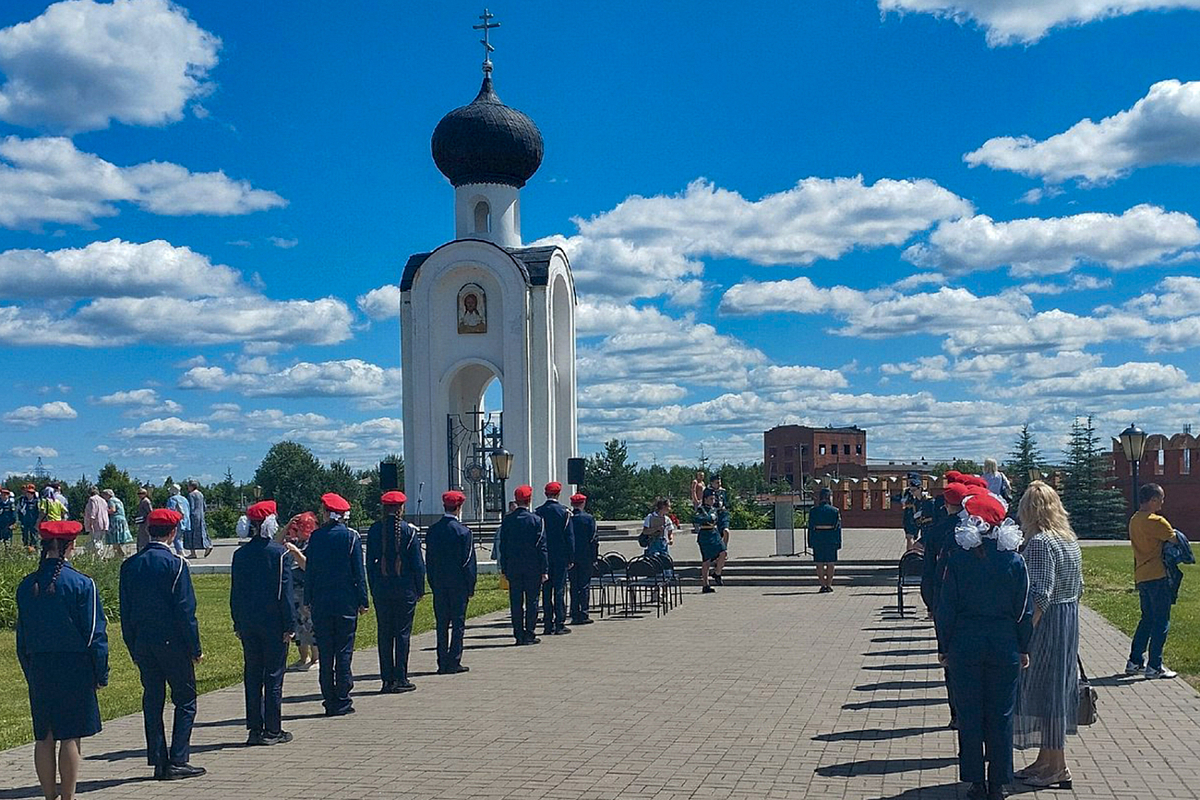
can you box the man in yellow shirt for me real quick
[1125,483,1178,679]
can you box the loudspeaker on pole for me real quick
[567,457,585,486]
[380,461,400,492]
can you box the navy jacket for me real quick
[570,509,599,566]
[16,560,109,687]
[366,516,426,602]
[119,541,202,658]
[230,536,296,636]
[499,508,547,579]
[808,503,842,549]
[936,538,1033,657]
[425,514,478,595]
[536,500,574,566]
[303,521,369,617]
[920,511,958,613]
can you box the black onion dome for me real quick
[431,76,544,188]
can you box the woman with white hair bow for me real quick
[936,492,1034,800]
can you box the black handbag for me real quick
[1077,656,1098,726]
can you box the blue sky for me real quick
[2,0,1199,484]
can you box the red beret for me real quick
[570,493,587,505]
[247,500,276,522]
[963,475,989,488]
[381,490,407,505]
[942,483,971,506]
[24,483,36,491]
[514,485,533,503]
[944,470,963,482]
[442,490,466,507]
[38,520,83,539]
[321,493,351,513]
[545,482,562,495]
[965,493,1007,526]
[147,508,183,527]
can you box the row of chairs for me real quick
[589,552,683,618]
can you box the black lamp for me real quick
[489,449,514,513]
[1118,423,1147,510]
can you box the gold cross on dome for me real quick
[473,8,500,73]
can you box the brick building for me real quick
[1108,431,1200,527]
[764,425,867,487]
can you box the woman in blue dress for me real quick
[936,493,1033,800]
[102,489,133,559]
[693,493,727,594]
[16,520,109,800]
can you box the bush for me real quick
[207,505,241,539]
[0,548,123,630]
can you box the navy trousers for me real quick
[375,596,417,684]
[135,643,197,768]
[568,562,592,622]
[541,562,568,631]
[313,612,358,713]
[949,639,1020,787]
[1130,577,1173,670]
[240,628,288,735]
[507,573,541,641]
[433,590,468,671]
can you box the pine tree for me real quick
[1006,424,1043,505]
[582,440,642,521]
[1060,416,1127,539]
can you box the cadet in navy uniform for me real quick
[230,500,295,745]
[499,485,547,645]
[304,492,368,716]
[808,488,842,593]
[937,493,1033,800]
[366,490,426,693]
[119,508,205,781]
[536,482,574,636]
[921,481,974,730]
[568,493,598,625]
[425,490,477,673]
[17,520,108,800]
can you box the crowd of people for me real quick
[640,472,729,592]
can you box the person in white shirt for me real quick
[983,458,1012,501]
[83,486,109,556]
[641,499,677,556]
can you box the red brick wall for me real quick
[1108,434,1200,533]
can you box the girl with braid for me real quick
[16,520,109,800]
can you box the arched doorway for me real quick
[445,360,505,522]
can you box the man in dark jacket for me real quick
[119,508,205,781]
[304,492,368,716]
[230,500,295,745]
[366,490,426,693]
[536,482,573,636]
[425,490,477,674]
[499,485,547,645]
[568,493,598,625]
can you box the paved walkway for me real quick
[2,576,1198,798]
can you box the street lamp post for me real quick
[1118,423,1148,512]
[489,449,514,516]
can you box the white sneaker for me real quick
[1125,660,1143,675]
[1144,666,1178,679]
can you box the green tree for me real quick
[1060,416,1127,539]
[360,454,404,523]
[929,459,982,478]
[254,441,325,521]
[1006,424,1043,505]
[581,440,643,520]
[97,462,140,516]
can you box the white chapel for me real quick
[400,37,576,523]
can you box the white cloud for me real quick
[1020,274,1113,295]
[356,284,402,320]
[879,0,1200,45]
[746,365,850,391]
[536,176,971,301]
[1017,362,1193,398]
[1122,275,1200,318]
[117,416,211,439]
[966,80,1200,183]
[268,237,298,249]
[0,239,245,299]
[0,0,220,133]
[179,358,401,403]
[9,446,58,458]
[578,382,688,408]
[0,137,285,229]
[904,205,1200,276]
[92,388,183,416]
[3,400,77,425]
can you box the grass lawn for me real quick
[1081,545,1199,690]
[0,573,508,750]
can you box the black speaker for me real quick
[380,461,400,492]
[567,457,585,486]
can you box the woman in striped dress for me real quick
[1013,481,1083,790]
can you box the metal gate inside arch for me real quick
[447,409,504,521]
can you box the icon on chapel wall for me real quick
[457,283,486,334]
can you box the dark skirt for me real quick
[697,530,726,563]
[27,652,102,741]
[812,543,839,564]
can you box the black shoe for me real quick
[987,787,1005,800]
[702,586,716,594]
[543,629,554,637]
[712,575,723,585]
[260,731,293,746]
[324,705,355,717]
[526,635,541,645]
[246,730,264,746]
[380,681,394,694]
[515,637,530,646]
[395,681,416,693]
[453,665,470,674]
[554,626,572,635]
[159,763,206,781]
[965,782,988,800]
[574,618,594,625]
